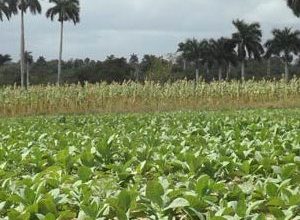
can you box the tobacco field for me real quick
[0,110,300,219]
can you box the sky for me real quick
[1,0,300,61]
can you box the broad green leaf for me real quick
[24,187,36,205]
[44,213,56,220]
[0,201,6,210]
[195,175,210,196]
[78,166,92,182]
[269,207,285,219]
[236,196,247,217]
[38,196,57,216]
[81,150,94,167]
[267,197,285,207]
[255,214,266,220]
[146,180,164,207]
[165,198,190,210]
[266,182,278,197]
[58,210,77,220]
[117,190,137,212]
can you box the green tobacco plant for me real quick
[0,110,299,218]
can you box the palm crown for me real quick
[265,27,300,81]
[178,39,201,64]
[265,27,300,62]
[287,0,300,17]
[9,0,41,14]
[199,39,215,69]
[232,19,264,61]
[0,54,11,66]
[24,51,33,64]
[0,0,10,21]
[46,0,80,24]
[178,38,209,81]
[210,38,237,68]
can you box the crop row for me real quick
[0,80,300,116]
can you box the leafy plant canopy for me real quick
[0,110,299,219]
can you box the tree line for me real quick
[0,0,79,87]
[1,0,300,86]
[178,20,300,82]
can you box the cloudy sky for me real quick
[1,0,300,61]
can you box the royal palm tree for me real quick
[46,0,80,86]
[264,40,276,78]
[129,53,139,81]
[224,39,238,81]
[265,27,300,81]
[210,38,238,81]
[199,39,215,76]
[9,0,41,88]
[178,38,205,82]
[287,0,300,16]
[0,0,10,21]
[232,19,264,81]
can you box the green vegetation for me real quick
[0,110,299,219]
[1,1,300,219]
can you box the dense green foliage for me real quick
[0,110,299,219]
[2,55,300,86]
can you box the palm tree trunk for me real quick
[135,67,139,81]
[183,59,186,71]
[20,10,25,88]
[241,60,245,81]
[206,67,210,75]
[284,61,289,82]
[218,66,222,81]
[267,58,271,78]
[195,68,199,82]
[226,63,231,81]
[58,20,64,86]
[26,61,29,88]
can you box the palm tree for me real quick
[0,0,10,21]
[0,54,11,66]
[210,38,238,81]
[232,19,264,81]
[224,39,238,81]
[265,27,300,81]
[24,51,33,87]
[286,0,300,16]
[9,0,41,88]
[264,40,276,78]
[46,0,80,86]
[129,53,139,81]
[199,39,215,76]
[178,38,204,82]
